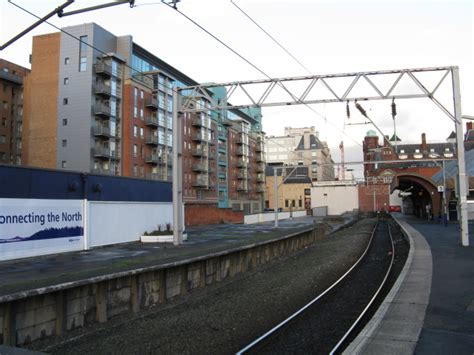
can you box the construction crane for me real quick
[339,141,345,181]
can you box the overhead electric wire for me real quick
[7,0,211,111]
[162,2,362,148]
[230,0,311,75]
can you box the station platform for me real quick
[0,215,349,302]
[347,215,474,354]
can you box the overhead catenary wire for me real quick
[229,0,312,75]
[7,0,214,112]
[162,2,363,147]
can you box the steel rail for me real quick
[329,221,396,354]
[235,221,380,355]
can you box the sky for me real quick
[1,0,473,178]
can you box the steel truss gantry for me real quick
[172,66,469,246]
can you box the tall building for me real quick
[0,59,29,165]
[265,126,335,181]
[23,23,265,223]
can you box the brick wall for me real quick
[185,203,244,226]
[358,184,390,212]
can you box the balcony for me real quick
[192,178,208,188]
[218,158,227,166]
[237,183,248,192]
[208,151,215,160]
[92,125,111,138]
[145,173,162,181]
[218,131,227,141]
[255,163,265,173]
[145,96,158,110]
[145,154,161,164]
[192,148,207,157]
[236,161,248,168]
[95,82,111,97]
[145,135,159,146]
[236,147,245,156]
[222,118,233,127]
[94,103,111,118]
[256,186,265,193]
[93,147,112,159]
[94,62,112,77]
[255,142,264,152]
[192,132,208,142]
[145,114,159,127]
[255,152,265,162]
[256,175,265,183]
[91,167,112,175]
[237,172,248,180]
[0,70,22,85]
[192,117,203,127]
[192,163,208,172]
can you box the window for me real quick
[285,200,289,208]
[62,119,68,126]
[64,57,70,65]
[64,77,69,85]
[133,144,138,157]
[133,125,138,137]
[140,127,144,138]
[61,161,67,168]
[0,135,6,144]
[79,57,87,72]
[79,35,88,72]
[298,199,302,208]
[62,139,67,147]
[1,117,6,127]
[140,90,144,100]
[63,98,68,105]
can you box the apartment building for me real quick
[0,59,29,165]
[22,23,264,223]
[265,126,335,181]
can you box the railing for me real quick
[93,103,111,117]
[92,125,111,137]
[145,135,159,145]
[145,115,159,127]
[192,163,208,172]
[95,82,111,96]
[94,62,112,77]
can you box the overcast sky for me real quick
[1,0,472,177]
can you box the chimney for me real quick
[421,133,427,151]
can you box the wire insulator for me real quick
[391,99,397,118]
[346,101,350,119]
[355,102,368,118]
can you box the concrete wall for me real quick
[88,202,173,248]
[0,225,325,347]
[311,185,359,215]
[244,210,307,224]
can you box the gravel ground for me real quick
[28,218,401,355]
[251,218,397,354]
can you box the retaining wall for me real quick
[0,225,325,347]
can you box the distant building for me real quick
[0,59,29,165]
[265,166,312,212]
[22,23,265,225]
[362,129,459,217]
[265,126,335,181]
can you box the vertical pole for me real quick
[442,159,448,225]
[274,167,278,228]
[373,188,376,212]
[172,88,183,245]
[452,67,469,246]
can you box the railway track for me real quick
[237,218,396,354]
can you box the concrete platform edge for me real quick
[344,215,431,354]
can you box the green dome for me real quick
[366,130,377,137]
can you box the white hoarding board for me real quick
[0,199,84,261]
